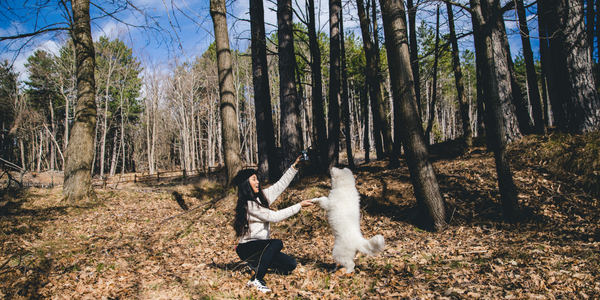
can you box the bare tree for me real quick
[306,0,329,168]
[340,8,354,168]
[470,0,520,222]
[516,0,545,134]
[1,0,166,201]
[407,0,422,115]
[356,0,393,164]
[278,0,303,172]
[328,0,341,169]
[63,0,97,201]
[210,0,242,185]
[539,0,600,133]
[424,5,441,145]
[380,0,447,231]
[250,0,280,180]
[446,2,473,146]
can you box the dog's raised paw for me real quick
[311,196,327,203]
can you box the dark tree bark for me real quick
[372,0,397,167]
[476,53,486,138]
[539,8,554,127]
[425,5,441,145]
[357,0,395,164]
[596,0,600,81]
[380,0,446,231]
[516,0,545,134]
[278,0,302,172]
[407,0,421,116]
[470,0,520,223]
[328,0,341,169]
[539,0,600,133]
[504,33,534,135]
[250,0,280,181]
[361,87,370,163]
[63,0,97,202]
[340,10,354,168]
[587,0,595,62]
[447,2,473,146]
[210,0,242,186]
[357,0,383,159]
[307,0,328,169]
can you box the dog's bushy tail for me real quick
[357,234,385,255]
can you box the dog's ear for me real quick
[330,167,339,178]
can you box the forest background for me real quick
[0,0,600,298]
[0,0,570,182]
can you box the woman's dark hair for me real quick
[233,173,269,238]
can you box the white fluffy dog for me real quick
[313,167,385,273]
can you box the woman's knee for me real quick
[269,239,284,252]
[288,258,297,271]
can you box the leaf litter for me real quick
[1,134,599,299]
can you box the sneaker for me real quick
[247,278,271,293]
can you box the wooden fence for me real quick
[91,167,223,187]
[91,165,257,187]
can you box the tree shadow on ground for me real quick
[0,189,106,299]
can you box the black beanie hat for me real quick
[235,169,257,186]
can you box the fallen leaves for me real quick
[1,140,600,299]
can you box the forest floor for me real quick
[0,132,599,299]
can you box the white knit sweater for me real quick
[238,166,301,244]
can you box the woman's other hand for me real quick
[300,199,314,207]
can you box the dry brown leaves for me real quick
[1,141,599,299]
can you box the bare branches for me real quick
[0,27,68,42]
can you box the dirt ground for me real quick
[0,135,599,299]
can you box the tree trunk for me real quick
[447,2,473,147]
[362,87,370,163]
[470,0,520,222]
[64,0,97,201]
[49,94,56,170]
[250,0,280,180]
[425,5,441,145]
[516,0,545,134]
[328,0,341,169]
[20,139,25,170]
[407,0,421,116]
[371,0,397,166]
[539,10,554,127]
[356,0,381,159]
[357,0,393,164]
[307,0,328,169]
[210,0,243,186]
[380,0,446,231]
[109,131,118,177]
[596,0,600,82]
[340,7,354,169]
[100,81,110,177]
[587,0,595,63]
[504,34,534,135]
[37,131,42,173]
[539,0,600,133]
[278,0,302,172]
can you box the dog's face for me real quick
[330,167,356,189]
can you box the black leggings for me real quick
[236,239,297,280]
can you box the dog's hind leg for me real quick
[332,245,356,273]
[340,259,355,273]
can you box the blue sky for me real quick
[0,0,538,82]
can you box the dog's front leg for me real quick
[311,196,330,210]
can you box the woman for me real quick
[233,156,314,293]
